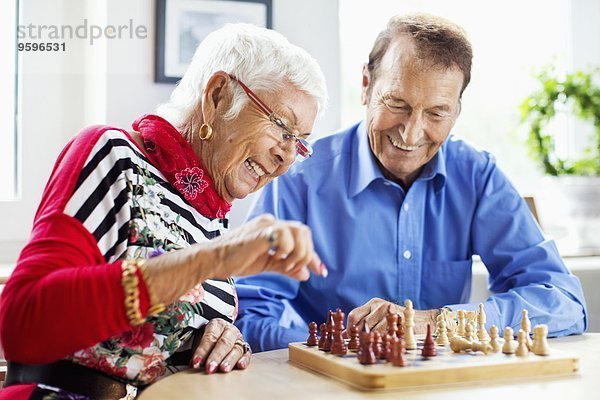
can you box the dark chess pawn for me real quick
[385,334,394,362]
[347,324,360,350]
[386,305,399,338]
[392,337,406,367]
[330,309,347,355]
[359,329,377,365]
[323,313,334,352]
[307,321,318,346]
[397,315,404,341]
[374,332,385,360]
[421,323,437,358]
[318,323,328,350]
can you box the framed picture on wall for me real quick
[155,0,273,83]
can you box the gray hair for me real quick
[157,23,328,130]
[368,13,473,96]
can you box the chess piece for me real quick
[373,331,384,359]
[385,334,394,362]
[502,326,517,355]
[357,323,368,361]
[449,336,491,354]
[435,317,449,346]
[457,310,466,337]
[532,324,550,356]
[359,329,377,365]
[443,309,457,338]
[471,341,493,354]
[477,303,490,342]
[386,305,398,338]
[450,336,472,353]
[516,329,529,357]
[397,315,404,340]
[323,313,334,352]
[330,309,347,355]
[347,324,360,351]
[307,321,318,346]
[489,325,501,353]
[421,324,437,357]
[318,323,328,350]
[466,310,477,330]
[521,309,533,349]
[403,299,417,350]
[465,320,475,342]
[391,337,406,367]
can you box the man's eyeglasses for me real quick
[228,74,313,162]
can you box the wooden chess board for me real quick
[288,340,579,391]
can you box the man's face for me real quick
[361,38,464,188]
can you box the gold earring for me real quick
[198,123,213,141]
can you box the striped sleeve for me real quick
[0,127,152,364]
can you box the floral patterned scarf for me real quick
[132,114,231,219]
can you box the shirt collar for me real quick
[348,120,447,198]
[348,121,385,198]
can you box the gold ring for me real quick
[234,339,251,354]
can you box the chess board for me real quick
[288,340,579,391]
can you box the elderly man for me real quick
[235,13,587,352]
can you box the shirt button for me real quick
[403,203,409,211]
[403,250,411,259]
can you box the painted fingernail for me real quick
[321,263,328,278]
[192,356,203,369]
[238,359,247,369]
[280,253,288,260]
[206,361,218,374]
[221,362,231,372]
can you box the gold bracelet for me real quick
[137,259,166,316]
[121,259,145,326]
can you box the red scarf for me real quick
[132,114,231,219]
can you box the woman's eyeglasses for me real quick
[228,74,313,162]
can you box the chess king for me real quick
[235,12,587,352]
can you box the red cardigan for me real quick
[0,126,151,399]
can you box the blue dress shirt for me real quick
[235,121,587,352]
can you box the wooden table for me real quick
[140,334,599,399]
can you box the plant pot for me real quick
[553,176,600,253]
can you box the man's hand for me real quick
[345,298,441,336]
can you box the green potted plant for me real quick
[520,66,600,251]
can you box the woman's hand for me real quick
[207,214,327,281]
[143,214,327,306]
[190,318,251,374]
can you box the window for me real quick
[0,0,19,200]
[339,0,573,193]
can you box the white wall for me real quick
[0,0,340,262]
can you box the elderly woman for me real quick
[0,23,327,399]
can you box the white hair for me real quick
[156,23,328,130]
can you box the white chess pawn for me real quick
[434,313,443,337]
[532,324,550,356]
[465,320,475,342]
[515,329,530,357]
[436,317,449,346]
[521,309,533,349]
[489,325,501,353]
[403,299,417,350]
[502,326,516,355]
[457,310,466,337]
[477,303,490,342]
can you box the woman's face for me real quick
[204,81,318,203]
